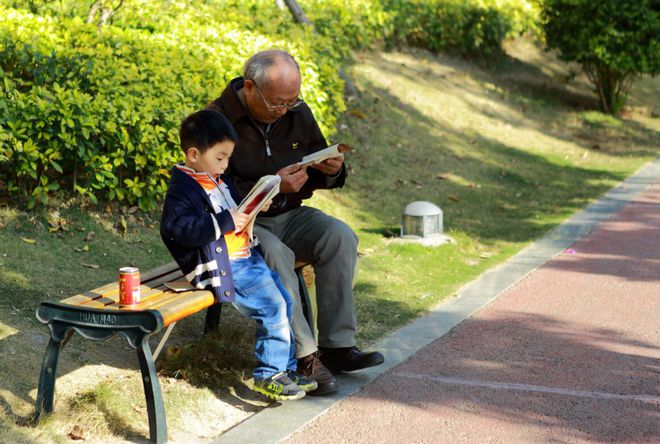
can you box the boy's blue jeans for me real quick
[230,253,297,380]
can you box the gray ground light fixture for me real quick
[398,201,451,246]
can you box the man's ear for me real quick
[243,79,256,95]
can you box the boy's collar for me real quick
[175,164,223,191]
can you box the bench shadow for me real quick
[0,276,268,442]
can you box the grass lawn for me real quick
[0,39,658,442]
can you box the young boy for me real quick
[160,108,317,400]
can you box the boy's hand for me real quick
[311,156,343,176]
[230,208,250,232]
[260,199,272,212]
[277,163,308,193]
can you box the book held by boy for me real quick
[236,174,281,221]
[299,143,354,167]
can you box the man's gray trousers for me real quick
[254,206,358,358]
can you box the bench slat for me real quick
[148,271,186,289]
[141,261,181,284]
[61,285,163,307]
[153,291,215,326]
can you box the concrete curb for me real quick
[211,157,660,444]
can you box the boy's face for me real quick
[185,140,234,179]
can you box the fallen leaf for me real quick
[47,210,61,228]
[81,263,99,269]
[68,424,85,440]
[436,172,452,180]
[128,206,139,214]
[19,236,37,244]
[358,248,375,257]
[350,109,367,119]
[165,345,182,361]
[118,216,127,237]
[84,231,96,242]
[447,195,461,203]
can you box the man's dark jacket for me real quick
[209,77,347,216]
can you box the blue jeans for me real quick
[230,253,297,380]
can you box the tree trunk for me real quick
[281,0,312,26]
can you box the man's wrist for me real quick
[324,164,345,187]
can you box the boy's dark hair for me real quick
[179,108,238,153]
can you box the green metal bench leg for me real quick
[35,335,65,419]
[136,333,167,443]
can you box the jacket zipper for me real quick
[252,122,273,157]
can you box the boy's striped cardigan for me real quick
[160,166,239,302]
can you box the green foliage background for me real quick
[0,0,540,209]
[542,0,659,114]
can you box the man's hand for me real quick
[229,208,250,233]
[277,163,309,193]
[311,156,343,176]
[260,199,273,212]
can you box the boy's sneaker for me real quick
[286,370,319,393]
[253,372,306,401]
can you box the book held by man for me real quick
[299,143,354,167]
[236,175,281,221]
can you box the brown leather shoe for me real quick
[297,351,339,396]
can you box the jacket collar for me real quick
[169,165,214,208]
[218,77,248,125]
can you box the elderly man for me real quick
[209,49,384,395]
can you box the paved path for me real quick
[213,159,660,443]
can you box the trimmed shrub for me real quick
[382,0,540,55]
[0,4,345,209]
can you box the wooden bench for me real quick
[34,261,315,443]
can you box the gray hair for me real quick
[243,50,300,88]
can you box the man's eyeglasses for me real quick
[253,83,304,111]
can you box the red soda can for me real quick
[119,267,141,305]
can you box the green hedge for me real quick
[0,3,344,209]
[1,0,539,209]
[381,0,540,55]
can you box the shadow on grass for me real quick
[0,275,264,442]
[323,312,660,442]
[354,282,425,345]
[339,61,634,243]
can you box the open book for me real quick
[299,143,354,167]
[235,174,281,221]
